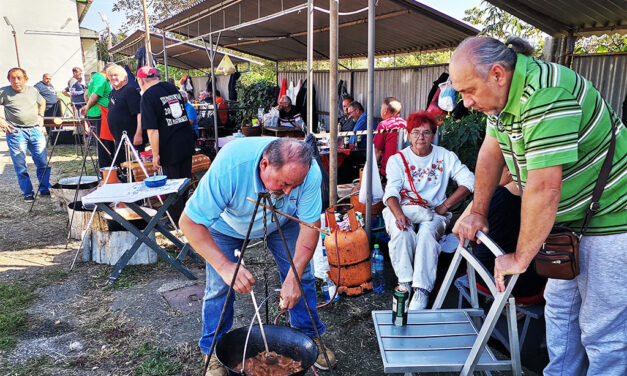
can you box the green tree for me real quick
[462,1,544,52]
[575,34,627,54]
[112,0,196,33]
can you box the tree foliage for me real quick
[575,34,627,54]
[112,0,196,33]
[463,1,544,52]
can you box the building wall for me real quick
[81,38,100,77]
[0,0,85,91]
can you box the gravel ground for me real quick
[0,132,544,375]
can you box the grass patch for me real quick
[134,342,182,375]
[41,268,69,284]
[104,263,161,290]
[1,355,50,376]
[0,281,36,352]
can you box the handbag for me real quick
[506,113,616,280]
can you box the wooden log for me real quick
[86,229,158,265]
[67,203,107,240]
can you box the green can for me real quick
[392,285,409,326]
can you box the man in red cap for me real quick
[137,66,195,222]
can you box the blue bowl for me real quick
[144,175,167,188]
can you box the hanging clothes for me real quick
[228,70,241,101]
[124,65,139,90]
[287,81,296,104]
[277,78,287,104]
[180,74,194,93]
[295,79,319,132]
[337,79,349,119]
[134,46,157,68]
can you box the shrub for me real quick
[438,110,487,172]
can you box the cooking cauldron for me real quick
[216,325,318,376]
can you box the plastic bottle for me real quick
[371,244,385,294]
[257,106,264,123]
[321,272,340,303]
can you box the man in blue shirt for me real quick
[34,73,59,119]
[348,101,367,148]
[184,92,199,137]
[180,137,336,375]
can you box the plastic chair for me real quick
[372,231,522,375]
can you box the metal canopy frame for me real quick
[153,0,478,238]
[486,0,627,37]
[108,30,262,70]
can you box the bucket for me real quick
[325,204,372,296]
[216,325,318,376]
[100,167,119,184]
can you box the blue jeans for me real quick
[200,219,325,353]
[6,127,51,196]
[544,232,627,376]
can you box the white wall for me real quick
[0,0,85,91]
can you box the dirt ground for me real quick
[0,133,544,375]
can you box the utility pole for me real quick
[3,17,21,68]
[141,0,153,67]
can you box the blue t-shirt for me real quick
[184,137,322,239]
[34,81,58,107]
[349,112,368,148]
[185,102,198,136]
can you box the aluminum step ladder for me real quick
[372,231,522,375]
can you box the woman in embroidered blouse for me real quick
[382,111,475,309]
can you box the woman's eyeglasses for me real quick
[410,130,433,138]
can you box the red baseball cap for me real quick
[137,66,161,79]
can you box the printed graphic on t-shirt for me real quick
[159,93,188,126]
[410,160,444,183]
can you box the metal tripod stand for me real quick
[203,191,335,375]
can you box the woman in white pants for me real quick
[382,111,474,309]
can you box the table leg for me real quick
[98,203,197,283]
[126,201,202,263]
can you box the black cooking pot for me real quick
[56,176,99,190]
[216,325,318,376]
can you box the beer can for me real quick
[392,285,409,326]
[343,136,350,148]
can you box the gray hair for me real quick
[105,64,127,80]
[454,36,534,78]
[263,138,313,169]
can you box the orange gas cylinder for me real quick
[325,204,372,296]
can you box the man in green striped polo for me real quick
[451,36,626,376]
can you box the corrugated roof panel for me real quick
[155,0,478,62]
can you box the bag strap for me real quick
[396,151,429,207]
[505,111,617,236]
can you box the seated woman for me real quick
[453,167,546,299]
[383,111,474,310]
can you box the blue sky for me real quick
[81,0,482,34]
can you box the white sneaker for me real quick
[408,288,428,310]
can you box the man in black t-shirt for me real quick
[106,64,145,166]
[137,66,195,222]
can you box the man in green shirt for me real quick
[451,36,626,376]
[81,67,113,169]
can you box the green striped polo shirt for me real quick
[486,54,626,235]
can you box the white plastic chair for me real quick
[372,230,522,375]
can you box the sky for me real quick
[81,0,482,34]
